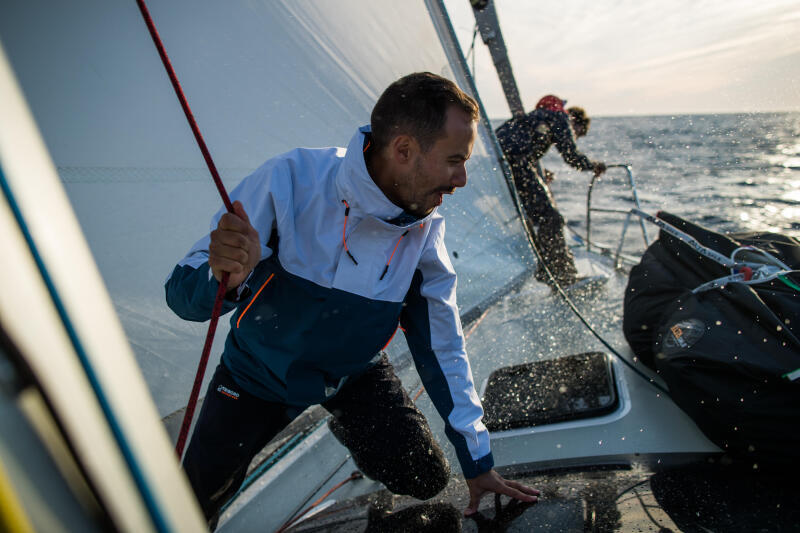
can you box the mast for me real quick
[469,0,525,117]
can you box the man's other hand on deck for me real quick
[464,469,540,516]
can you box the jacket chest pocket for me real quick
[333,218,421,300]
[235,272,277,329]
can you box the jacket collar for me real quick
[335,125,437,227]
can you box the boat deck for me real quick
[287,458,800,532]
[216,248,723,532]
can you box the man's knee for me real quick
[376,441,450,500]
[328,416,450,500]
[404,451,450,500]
[324,360,451,500]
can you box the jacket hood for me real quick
[335,125,438,227]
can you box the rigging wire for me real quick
[430,0,670,396]
[465,23,479,80]
[503,168,671,396]
[275,471,363,533]
[134,0,234,460]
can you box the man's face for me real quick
[571,119,587,138]
[400,107,476,217]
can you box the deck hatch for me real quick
[482,351,619,431]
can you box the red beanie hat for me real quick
[535,95,567,113]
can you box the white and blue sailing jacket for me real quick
[165,126,493,478]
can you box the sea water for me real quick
[535,112,800,252]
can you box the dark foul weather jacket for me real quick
[495,107,595,171]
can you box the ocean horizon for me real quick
[487,111,800,250]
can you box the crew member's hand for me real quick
[543,169,555,184]
[592,161,607,176]
[464,469,540,516]
[209,200,261,288]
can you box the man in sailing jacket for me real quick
[166,72,539,527]
[495,95,606,287]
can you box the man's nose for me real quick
[452,165,468,188]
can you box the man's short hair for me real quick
[567,106,591,132]
[371,72,479,152]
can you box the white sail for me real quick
[0,0,529,418]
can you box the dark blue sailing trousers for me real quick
[182,354,450,528]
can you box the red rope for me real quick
[134,0,233,458]
[175,272,229,458]
[134,0,233,213]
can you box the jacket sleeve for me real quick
[552,113,595,171]
[164,162,281,322]
[400,219,493,479]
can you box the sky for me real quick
[444,0,800,117]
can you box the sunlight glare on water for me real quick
[535,112,800,248]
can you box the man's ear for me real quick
[390,134,419,165]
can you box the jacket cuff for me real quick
[459,451,494,479]
[224,282,252,302]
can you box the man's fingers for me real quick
[464,471,540,517]
[489,477,539,503]
[506,480,541,497]
[211,228,252,250]
[217,205,260,253]
[208,238,251,268]
[496,483,537,503]
[209,256,246,275]
[232,200,251,225]
[218,208,254,234]
[209,243,251,268]
[208,227,257,286]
